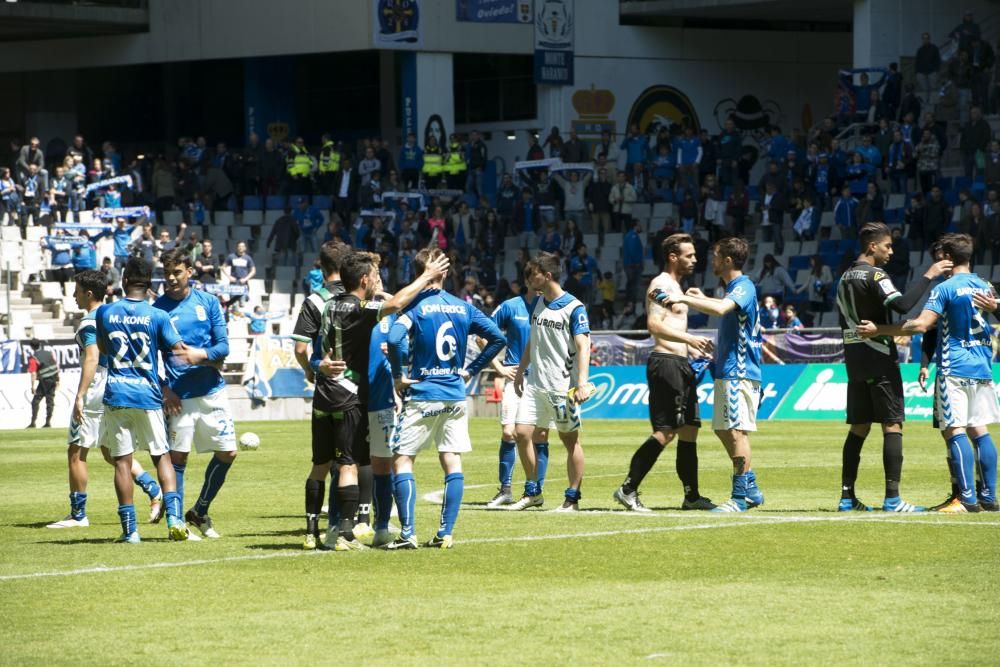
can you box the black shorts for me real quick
[647,353,701,432]
[845,370,905,425]
[310,405,370,467]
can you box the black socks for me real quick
[622,436,664,495]
[841,432,865,498]
[305,478,325,536]
[883,432,903,498]
[676,440,700,502]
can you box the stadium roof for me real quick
[620,0,853,28]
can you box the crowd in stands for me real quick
[3,13,1000,338]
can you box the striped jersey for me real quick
[924,272,995,380]
[526,292,590,393]
[716,275,762,381]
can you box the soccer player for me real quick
[46,270,163,529]
[509,252,594,512]
[835,222,950,512]
[658,237,765,512]
[483,285,553,509]
[613,233,717,512]
[385,248,505,548]
[368,302,399,547]
[304,250,451,551]
[95,257,194,542]
[154,247,236,538]
[858,233,998,512]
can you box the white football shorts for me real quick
[68,367,106,449]
[167,390,237,454]
[99,406,170,458]
[515,383,580,433]
[369,407,396,459]
[712,379,760,432]
[935,375,1000,429]
[391,400,471,457]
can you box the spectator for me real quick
[968,35,996,107]
[697,129,718,185]
[524,133,546,182]
[359,169,383,209]
[592,130,621,174]
[99,256,121,299]
[717,117,742,187]
[194,239,218,284]
[422,134,444,189]
[792,195,818,241]
[224,240,256,293]
[495,173,518,234]
[16,136,47,184]
[915,129,941,194]
[533,170,558,224]
[69,134,94,167]
[858,182,885,225]
[839,68,888,123]
[726,180,750,237]
[1,167,20,225]
[882,63,902,119]
[782,304,804,330]
[539,222,561,254]
[467,130,488,195]
[202,164,234,218]
[428,204,448,251]
[959,200,986,239]
[304,259,323,294]
[259,138,284,196]
[755,255,796,302]
[985,138,1000,192]
[398,132,424,190]
[359,146,381,187]
[17,164,44,223]
[443,134,468,191]
[923,186,950,250]
[796,255,834,320]
[40,231,75,287]
[609,171,637,233]
[759,295,781,328]
[267,206,299,265]
[542,126,563,158]
[512,187,537,249]
[915,32,942,101]
[975,199,1000,264]
[293,196,323,259]
[569,244,599,305]
[561,128,588,164]
[622,221,644,306]
[949,10,981,53]
[949,50,976,123]
[333,156,359,222]
[650,143,675,195]
[674,124,701,194]
[553,169,592,230]
[586,167,613,241]
[562,218,584,257]
[759,181,788,254]
[620,123,648,177]
[959,105,991,180]
[450,200,474,257]
[886,130,913,194]
[597,271,616,316]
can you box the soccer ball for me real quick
[238,432,261,451]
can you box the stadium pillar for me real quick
[412,52,454,148]
[379,51,398,154]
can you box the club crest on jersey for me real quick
[195,305,207,321]
[873,271,884,281]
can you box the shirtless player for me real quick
[613,233,717,511]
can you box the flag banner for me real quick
[94,206,150,219]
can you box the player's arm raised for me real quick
[885,259,952,313]
[379,253,450,317]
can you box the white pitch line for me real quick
[1,514,996,582]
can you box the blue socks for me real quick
[947,434,976,503]
[524,479,540,497]
[499,441,516,487]
[438,473,464,538]
[534,442,549,491]
[135,471,161,500]
[163,491,182,522]
[732,473,748,501]
[393,472,416,539]
[172,462,186,511]
[974,433,998,502]
[117,503,136,535]
[192,456,232,517]
[564,487,581,502]
[373,473,394,531]
[70,491,87,521]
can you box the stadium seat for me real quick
[632,203,651,220]
[228,338,250,364]
[31,323,54,338]
[268,292,292,313]
[162,210,183,227]
[788,255,811,272]
[265,195,287,210]
[954,176,972,190]
[936,177,953,191]
[799,240,818,257]
[277,318,296,335]
[819,211,835,229]
[886,194,905,209]
[275,266,297,283]
[242,210,264,226]
[228,319,248,338]
[243,195,263,211]
[264,210,284,226]
[312,195,332,211]
[214,211,235,227]
[1,227,20,241]
[25,227,45,242]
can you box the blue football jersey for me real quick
[491,295,532,367]
[153,288,229,399]
[389,289,505,402]
[368,312,396,412]
[924,272,995,380]
[96,298,182,409]
[716,275,762,381]
[76,307,108,368]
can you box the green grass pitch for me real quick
[2,418,999,665]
